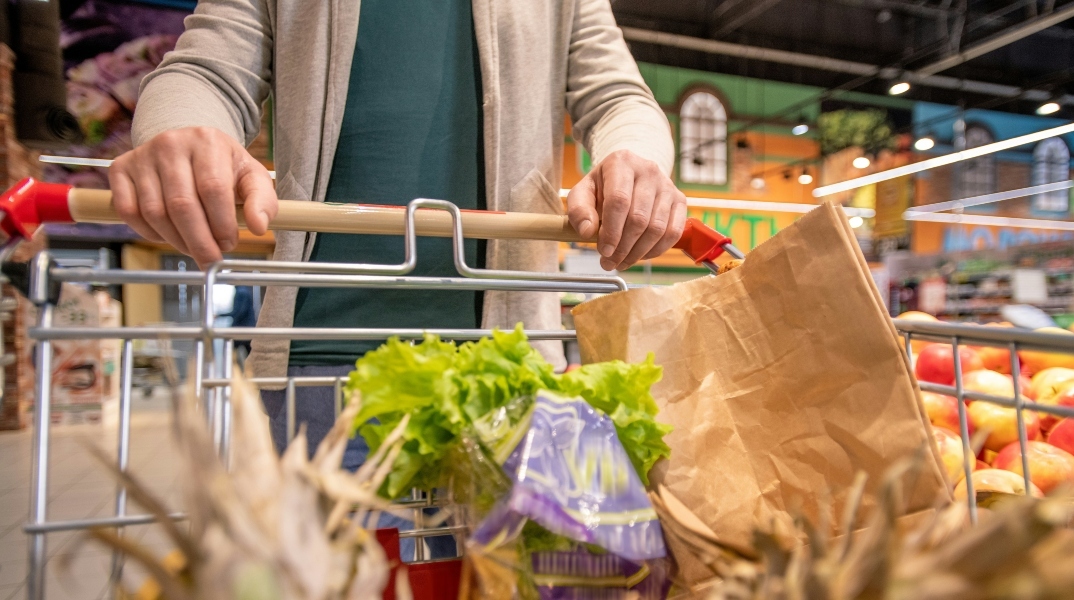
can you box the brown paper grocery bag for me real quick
[573,203,951,559]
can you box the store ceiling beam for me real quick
[827,0,954,19]
[714,0,785,38]
[914,2,1074,76]
[620,26,1074,104]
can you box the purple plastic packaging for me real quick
[470,390,668,598]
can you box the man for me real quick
[114,1,684,468]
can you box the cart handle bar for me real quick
[0,178,744,264]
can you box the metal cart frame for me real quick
[14,198,1074,598]
[15,200,627,600]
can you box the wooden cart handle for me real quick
[0,178,744,262]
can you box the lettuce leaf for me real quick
[345,325,672,497]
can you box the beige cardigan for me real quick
[131,0,674,377]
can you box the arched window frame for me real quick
[1031,137,1071,214]
[958,124,996,201]
[678,89,728,186]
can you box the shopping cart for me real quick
[8,176,1074,598]
[0,177,748,599]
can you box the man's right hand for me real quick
[108,126,278,270]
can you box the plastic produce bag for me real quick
[572,203,951,583]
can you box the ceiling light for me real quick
[849,216,865,228]
[1037,101,1061,115]
[814,121,1074,198]
[913,136,935,151]
[792,123,809,136]
[852,156,871,169]
[888,81,911,96]
[903,211,1074,232]
[750,176,765,190]
[910,180,1074,214]
[798,172,814,185]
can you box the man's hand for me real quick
[566,150,687,271]
[108,127,278,270]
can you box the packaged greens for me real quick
[345,325,671,499]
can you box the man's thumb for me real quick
[566,176,600,239]
[237,167,278,236]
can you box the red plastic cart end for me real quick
[673,217,741,264]
[0,178,74,240]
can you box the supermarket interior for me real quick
[5,0,1074,599]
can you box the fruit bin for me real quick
[893,318,1074,521]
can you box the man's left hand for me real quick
[566,150,688,271]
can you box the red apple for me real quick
[933,426,972,486]
[975,346,1013,374]
[921,391,964,434]
[1036,377,1074,432]
[968,400,1041,452]
[1047,418,1074,456]
[916,344,984,386]
[976,459,989,470]
[954,468,1044,501]
[993,440,1074,494]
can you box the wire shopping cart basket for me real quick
[0,174,737,599]
[10,177,1074,598]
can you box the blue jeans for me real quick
[261,364,457,561]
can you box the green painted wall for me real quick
[637,62,823,123]
[636,62,914,124]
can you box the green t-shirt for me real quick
[289,0,484,366]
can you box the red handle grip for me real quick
[672,217,737,264]
[0,178,74,239]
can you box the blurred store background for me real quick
[0,0,1073,421]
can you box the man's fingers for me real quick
[109,163,163,243]
[192,144,238,252]
[236,158,278,236]
[131,167,188,254]
[604,175,658,270]
[644,197,688,260]
[616,189,672,269]
[159,159,222,268]
[566,175,599,239]
[596,162,634,262]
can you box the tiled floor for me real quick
[0,394,183,600]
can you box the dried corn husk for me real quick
[662,449,1074,600]
[83,368,403,600]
